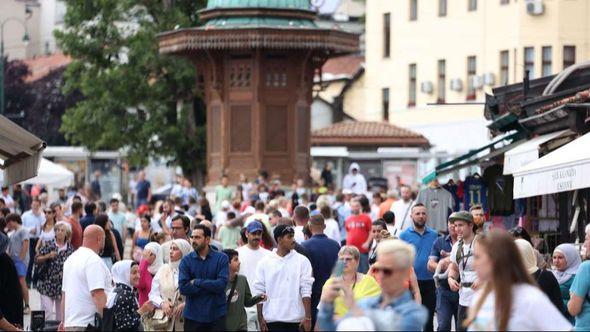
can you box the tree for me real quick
[55,0,207,182]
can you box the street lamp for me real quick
[1,12,31,115]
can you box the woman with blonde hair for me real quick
[465,231,571,331]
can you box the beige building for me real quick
[364,0,590,127]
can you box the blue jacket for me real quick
[318,290,427,331]
[301,234,340,310]
[179,247,229,323]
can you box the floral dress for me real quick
[37,240,74,299]
[113,283,141,331]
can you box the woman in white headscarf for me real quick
[147,239,192,331]
[108,260,141,331]
[552,243,582,323]
[515,239,566,317]
[138,242,163,307]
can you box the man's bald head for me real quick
[199,220,213,231]
[83,224,105,254]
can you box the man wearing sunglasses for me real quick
[254,224,314,332]
[318,239,427,330]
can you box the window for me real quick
[524,47,535,79]
[408,64,417,107]
[410,0,418,21]
[500,0,509,4]
[500,50,509,85]
[439,0,447,16]
[467,56,477,100]
[564,46,576,69]
[468,0,477,11]
[437,60,446,103]
[382,88,390,121]
[542,46,552,77]
[383,13,391,58]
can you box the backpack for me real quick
[101,287,123,331]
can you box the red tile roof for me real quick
[312,121,430,147]
[321,55,363,78]
[22,53,71,82]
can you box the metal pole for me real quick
[0,38,4,115]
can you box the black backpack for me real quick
[100,287,122,331]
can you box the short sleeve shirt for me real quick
[450,238,477,306]
[345,214,372,253]
[429,235,453,290]
[570,261,590,330]
[9,228,29,265]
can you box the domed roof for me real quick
[206,0,311,11]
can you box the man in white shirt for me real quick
[390,185,414,232]
[1,186,15,212]
[60,225,113,331]
[21,198,45,286]
[447,211,480,332]
[293,206,309,244]
[254,224,314,332]
[245,201,271,231]
[319,205,341,243]
[236,221,272,331]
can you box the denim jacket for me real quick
[318,290,428,331]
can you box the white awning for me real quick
[503,130,568,175]
[310,146,349,157]
[513,132,590,199]
[0,115,46,185]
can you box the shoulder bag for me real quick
[149,291,179,331]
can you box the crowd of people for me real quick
[0,168,589,331]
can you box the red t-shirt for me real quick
[345,214,372,253]
[67,217,83,250]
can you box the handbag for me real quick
[150,291,179,330]
[32,255,50,283]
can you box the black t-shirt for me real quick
[483,165,514,216]
[0,253,23,326]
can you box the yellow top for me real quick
[323,273,381,318]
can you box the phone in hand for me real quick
[333,259,345,278]
[251,294,265,304]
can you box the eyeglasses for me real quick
[372,266,401,277]
[171,226,184,231]
[340,257,355,262]
[44,210,53,214]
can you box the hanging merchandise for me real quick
[442,179,461,212]
[463,173,487,212]
[482,164,514,216]
[416,182,455,233]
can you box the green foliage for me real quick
[55,0,207,177]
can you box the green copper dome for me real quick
[206,0,311,10]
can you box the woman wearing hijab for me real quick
[148,239,192,331]
[138,242,163,306]
[0,232,23,329]
[515,239,565,317]
[552,243,582,323]
[108,260,141,331]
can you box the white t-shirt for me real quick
[236,245,271,287]
[468,284,572,331]
[62,247,113,328]
[390,200,413,231]
[325,218,341,243]
[294,225,305,244]
[450,238,477,306]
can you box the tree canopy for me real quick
[55,0,207,178]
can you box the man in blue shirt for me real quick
[427,217,459,331]
[301,214,340,327]
[179,224,229,331]
[399,203,438,332]
[318,239,427,331]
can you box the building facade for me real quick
[365,0,590,123]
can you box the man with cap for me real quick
[237,221,272,331]
[254,225,314,332]
[301,214,340,328]
[447,211,480,331]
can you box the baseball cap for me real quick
[449,211,473,223]
[246,221,263,233]
[342,189,353,195]
[221,200,231,209]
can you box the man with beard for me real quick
[237,221,272,330]
[254,225,314,332]
[400,203,438,332]
[179,224,229,331]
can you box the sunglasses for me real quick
[372,266,398,277]
[280,226,295,237]
[44,210,54,214]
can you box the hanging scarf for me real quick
[168,239,192,270]
[107,260,135,308]
[551,243,581,285]
[144,242,163,275]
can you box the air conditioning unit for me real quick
[421,81,434,94]
[450,79,463,92]
[526,0,544,16]
[483,73,496,86]
[470,75,484,89]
